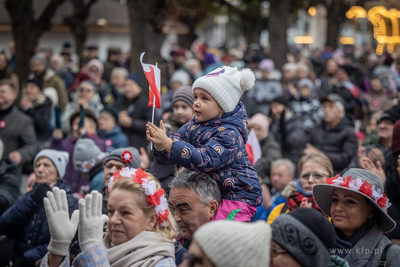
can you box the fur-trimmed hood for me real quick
[281,181,296,198]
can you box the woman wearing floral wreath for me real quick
[40,167,177,267]
[313,168,400,267]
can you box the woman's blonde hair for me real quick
[110,172,178,240]
[298,152,334,177]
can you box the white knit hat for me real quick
[193,220,271,267]
[192,66,255,113]
[34,149,69,179]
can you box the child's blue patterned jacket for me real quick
[153,101,262,207]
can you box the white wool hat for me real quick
[34,149,69,179]
[194,220,271,267]
[192,66,255,113]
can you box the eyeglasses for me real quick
[299,172,329,182]
[271,246,287,258]
[183,253,202,267]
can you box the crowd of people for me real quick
[0,39,400,266]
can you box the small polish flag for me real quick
[246,129,262,165]
[140,52,161,109]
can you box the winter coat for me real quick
[153,102,262,207]
[61,93,104,135]
[341,226,400,267]
[113,95,153,150]
[0,159,20,215]
[98,125,129,149]
[0,106,37,165]
[270,112,308,166]
[24,97,52,142]
[308,117,358,174]
[241,78,282,117]
[40,243,175,267]
[289,96,323,132]
[258,134,281,178]
[41,69,69,110]
[0,180,76,267]
[50,134,107,193]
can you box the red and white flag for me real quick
[246,129,262,165]
[140,52,161,109]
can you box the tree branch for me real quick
[35,0,67,32]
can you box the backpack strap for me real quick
[379,243,393,267]
[280,204,288,214]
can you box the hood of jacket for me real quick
[44,68,56,81]
[281,181,297,198]
[194,101,249,143]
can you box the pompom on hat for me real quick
[192,66,255,113]
[313,168,396,233]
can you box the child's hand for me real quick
[146,120,173,152]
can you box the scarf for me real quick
[333,220,374,258]
[286,181,321,212]
[104,231,175,267]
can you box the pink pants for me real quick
[212,199,257,221]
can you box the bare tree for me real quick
[268,0,290,69]
[64,0,98,59]
[5,0,67,89]
[126,0,168,73]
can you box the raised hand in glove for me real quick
[44,187,79,256]
[78,190,108,252]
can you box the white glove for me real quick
[44,187,79,256]
[78,190,109,251]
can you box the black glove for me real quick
[78,104,86,129]
[55,104,62,129]
[31,184,52,205]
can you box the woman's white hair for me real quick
[110,67,129,79]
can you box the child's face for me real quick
[173,100,194,124]
[193,88,222,122]
[299,86,311,98]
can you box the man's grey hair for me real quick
[169,169,221,206]
[111,67,129,79]
[335,101,346,119]
[271,159,295,176]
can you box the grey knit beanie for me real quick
[73,138,102,171]
[194,220,271,267]
[271,208,334,267]
[103,147,140,168]
[172,85,194,107]
[34,149,69,179]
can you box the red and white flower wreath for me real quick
[108,167,169,226]
[326,175,392,213]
